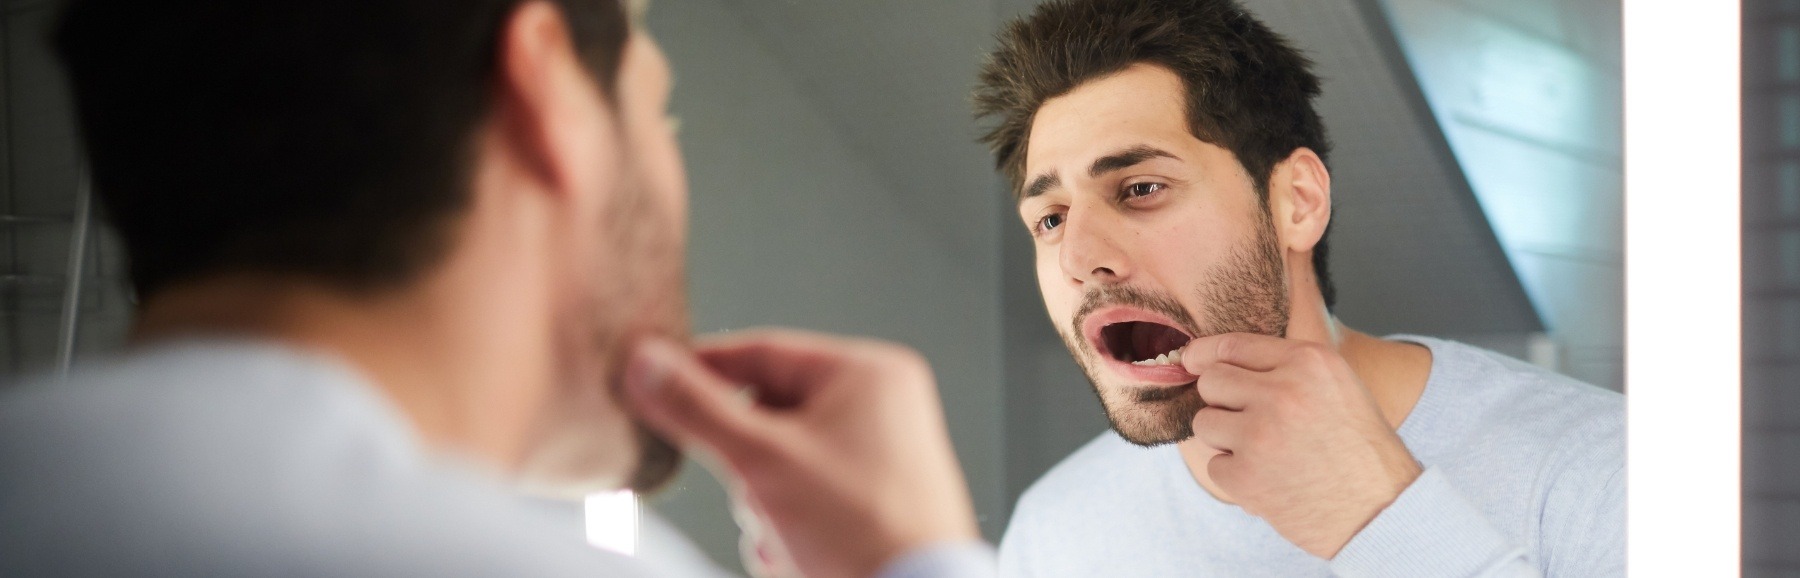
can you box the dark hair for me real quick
[53,0,629,297]
[974,0,1337,308]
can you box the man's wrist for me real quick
[1301,453,1423,558]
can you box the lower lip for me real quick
[1101,356,1196,384]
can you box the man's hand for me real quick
[1177,332,1422,560]
[623,329,980,578]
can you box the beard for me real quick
[596,162,691,494]
[1058,212,1290,447]
[522,158,690,496]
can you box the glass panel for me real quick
[1781,27,1800,82]
[1783,230,1800,286]
[1783,95,1800,149]
[1780,162,1800,217]
[1781,299,1800,355]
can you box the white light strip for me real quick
[1625,0,1742,575]
[585,490,641,556]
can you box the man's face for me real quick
[1019,64,1289,446]
[523,31,690,496]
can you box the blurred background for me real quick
[1744,0,1800,575]
[0,0,1663,573]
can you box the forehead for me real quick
[1024,64,1192,179]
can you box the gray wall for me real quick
[643,2,1006,571]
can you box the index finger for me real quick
[1178,332,1296,373]
[692,328,873,407]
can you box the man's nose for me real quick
[1059,210,1129,287]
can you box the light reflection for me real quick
[584,490,640,556]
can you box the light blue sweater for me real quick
[998,336,1624,577]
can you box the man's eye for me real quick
[1037,213,1065,233]
[1123,182,1165,199]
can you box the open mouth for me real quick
[1101,321,1191,366]
[1079,305,1195,372]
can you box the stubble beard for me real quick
[1059,213,1291,447]
[533,163,690,496]
[602,165,690,494]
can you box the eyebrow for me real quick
[1022,173,1061,199]
[1018,145,1182,199]
[1089,145,1179,178]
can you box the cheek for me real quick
[624,123,689,242]
[659,133,689,212]
[1137,204,1241,283]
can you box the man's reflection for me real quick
[973,0,1624,575]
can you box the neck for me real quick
[132,269,555,473]
[1177,258,1433,502]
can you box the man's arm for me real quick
[1332,428,1623,578]
[1531,418,1626,577]
[1174,332,1579,577]
[625,330,994,578]
[1553,462,1624,576]
[1328,468,1536,577]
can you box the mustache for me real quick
[1068,285,1204,356]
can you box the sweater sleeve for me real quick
[1535,415,1627,577]
[1329,467,1539,578]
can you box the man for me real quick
[1,1,992,577]
[972,0,1623,576]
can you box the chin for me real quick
[1095,381,1207,447]
[622,424,683,494]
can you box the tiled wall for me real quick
[1745,0,1800,573]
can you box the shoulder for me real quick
[1399,337,1624,514]
[0,341,410,499]
[0,344,647,577]
[1403,336,1623,455]
[0,340,370,442]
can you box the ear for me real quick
[493,1,616,199]
[1267,147,1332,256]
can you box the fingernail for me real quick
[627,339,674,395]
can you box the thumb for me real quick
[624,337,777,466]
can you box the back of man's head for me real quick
[54,0,628,298]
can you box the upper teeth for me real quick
[1131,348,1183,367]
